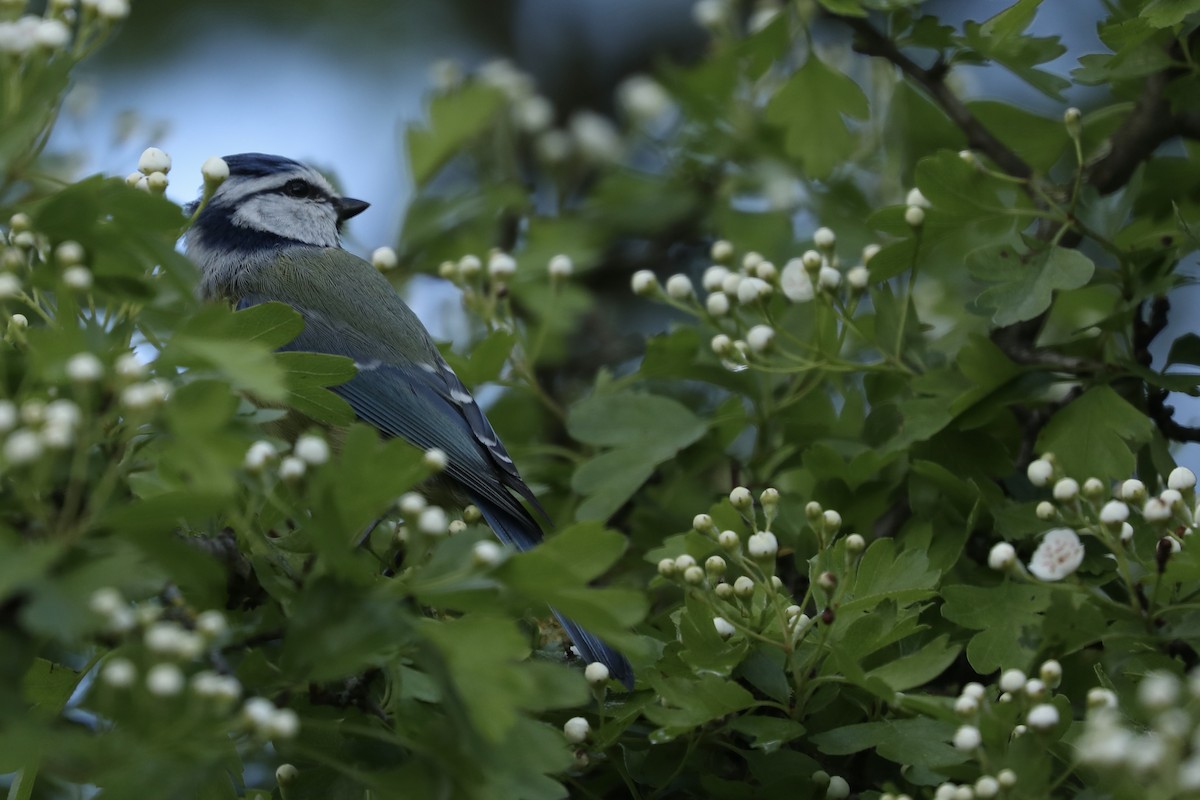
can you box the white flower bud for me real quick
[999,669,1026,693]
[693,513,714,532]
[0,273,21,299]
[458,254,482,277]
[1169,467,1196,491]
[754,261,777,282]
[471,540,503,567]
[702,265,729,291]
[65,352,103,382]
[826,776,850,800]
[423,448,448,471]
[146,663,184,696]
[1039,659,1062,688]
[584,661,610,687]
[823,509,842,533]
[673,554,696,572]
[720,271,742,296]
[961,683,986,702]
[89,587,125,617]
[242,697,276,729]
[146,171,169,193]
[729,486,752,508]
[631,270,658,296]
[953,725,982,751]
[1027,703,1059,730]
[1162,488,1184,508]
[904,205,926,227]
[195,610,228,640]
[278,456,306,481]
[244,440,276,472]
[717,529,739,550]
[513,94,554,133]
[741,252,763,272]
[714,581,733,599]
[974,776,998,799]
[418,506,449,536]
[1052,478,1079,502]
[0,401,16,434]
[801,250,822,272]
[733,575,755,597]
[1120,522,1134,542]
[657,558,676,577]
[201,156,229,184]
[54,240,85,266]
[1120,479,1146,501]
[705,291,730,316]
[123,171,142,188]
[1143,497,1172,522]
[371,246,398,271]
[62,265,93,291]
[705,555,726,576]
[987,542,1016,571]
[712,616,735,639]
[294,434,330,465]
[1082,477,1105,499]
[747,531,778,559]
[905,188,930,208]
[276,764,299,785]
[997,770,1016,789]
[692,0,727,29]
[266,708,300,739]
[97,0,130,20]
[137,147,170,176]
[1139,671,1180,711]
[548,254,573,279]
[711,333,734,357]
[845,533,866,555]
[617,75,671,123]
[746,324,775,354]
[665,273,694,299]
[817,265,841,291]
[736,276,771,305]
[487,252,516,281]
[683,565,705,585]
[1035,501,1056,520]
[1087,687,1117,710]
[563,716,591,743]
[954,695,979,717]
[1024,678,1046,700]
[569,111,623,163]
[1099,500,1129,525]
[102,658,137,689]
[1063,107,1082,136]
[846,265,869,292]
[813,227,835,249]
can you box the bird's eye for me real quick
[283,180,313,198]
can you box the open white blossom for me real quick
[1028,528,1085,581]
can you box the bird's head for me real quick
[186,153,369,255]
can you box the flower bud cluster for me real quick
[243,431,331,481]
[1076,668,1200,792]
[632,232,879,376]
[1012,456,1198,586]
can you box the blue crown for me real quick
[221,153,307,177]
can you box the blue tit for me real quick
[185,153,633,688]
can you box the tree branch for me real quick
[838,16,1033,180]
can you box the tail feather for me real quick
[473,495,634,690]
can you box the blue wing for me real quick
[236,288,634,688]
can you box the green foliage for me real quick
[4,1,1200,799]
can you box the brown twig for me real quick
[839,16,1033,180]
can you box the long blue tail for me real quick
[473,496,634,689]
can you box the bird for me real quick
[184,153,633,688]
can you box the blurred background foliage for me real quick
[3,0,1200,799]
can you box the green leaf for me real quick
[1036,386,1155,479]
[841,539,940,614]
[726,716,806,752]
[765,56,869,179]
[811,718,967,768]
[1167,333,1200,366]
[407,84,505,186]
[226,302,304,349]
[866,634,962,691]
[968,243,1095,327]
[643,673,756,738]
[276,351,357,426]
[22,658,82,716]
[942,582,1053,673]
[961,0,1069,99]
[1141,0,1200,28]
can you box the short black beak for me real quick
[333,196,370,222]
